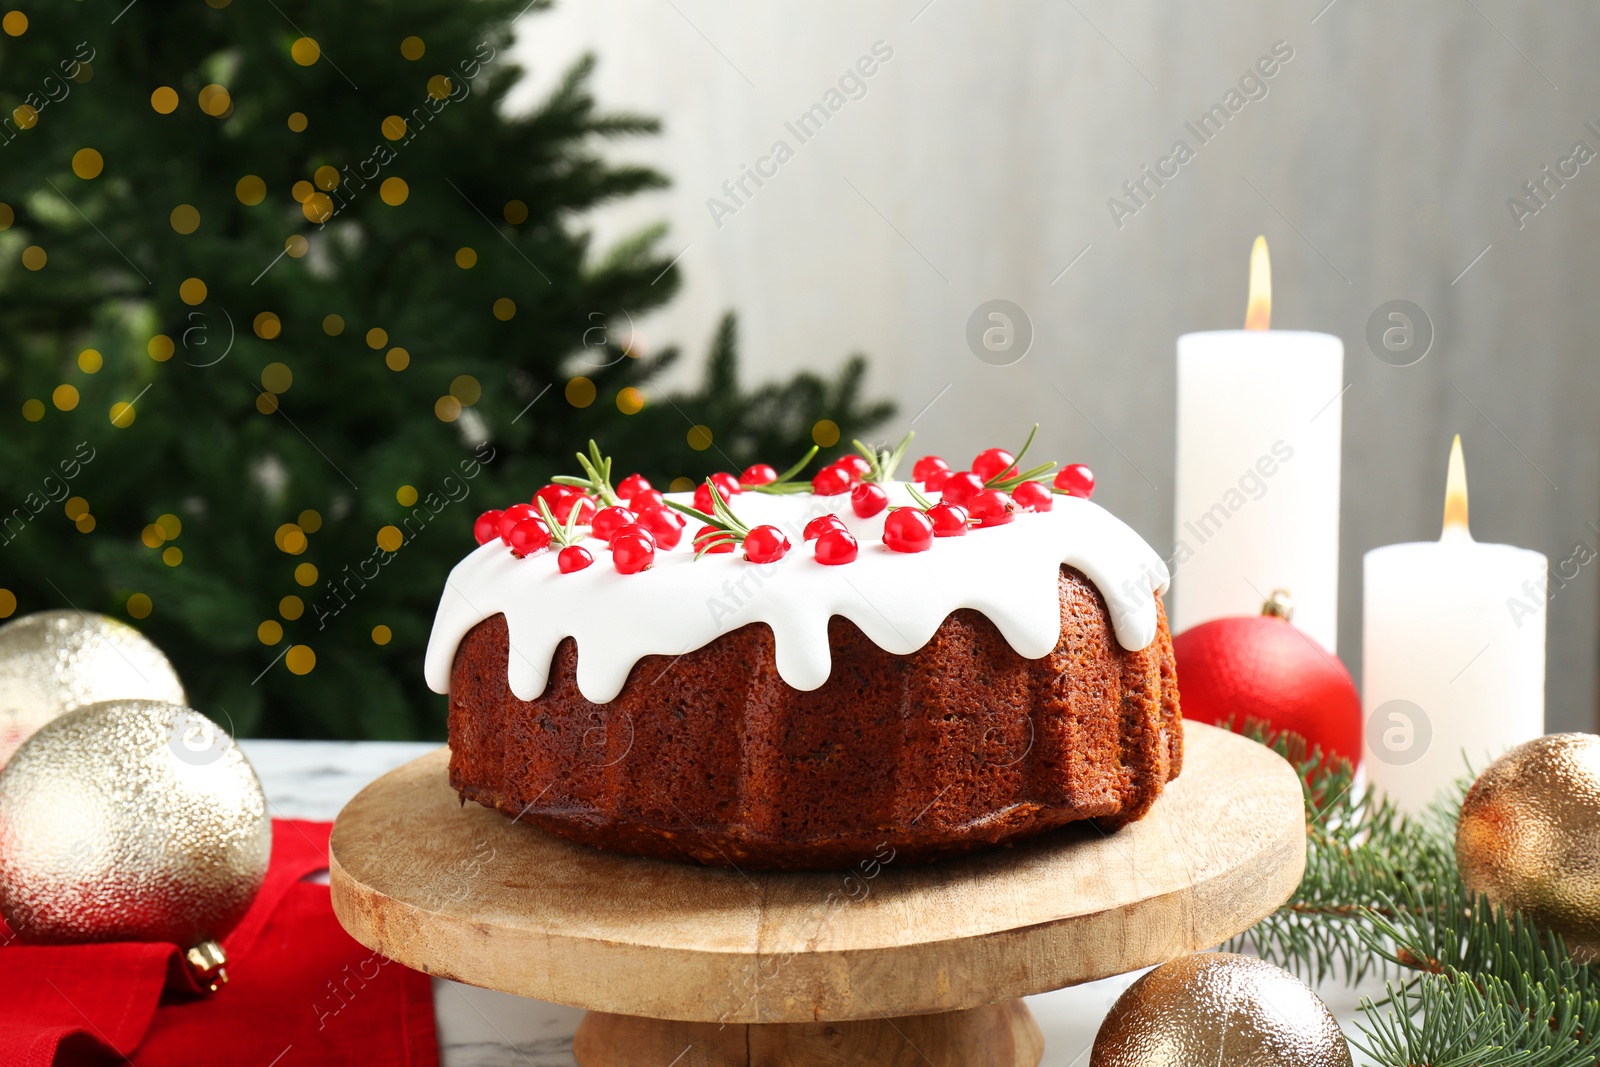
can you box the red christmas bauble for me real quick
[1172,598,1362,767]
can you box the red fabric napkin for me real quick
[0,820,438,1067]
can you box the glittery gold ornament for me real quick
[0,700,270,987]
[0,610,186,767]
[1091,953,1352,1067]
[1457,733,1600,961]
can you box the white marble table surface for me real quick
[242,739,1387,1066]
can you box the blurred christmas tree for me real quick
[0,0,891,739]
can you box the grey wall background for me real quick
[510,0,1600,732]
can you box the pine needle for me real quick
[1224,720,1600,1065]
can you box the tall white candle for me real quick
[1172,238,1344,651]
[1362,436,1547,814]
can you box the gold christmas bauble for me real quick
[0,610,186,767]
[0,700,270,955]
[1457,733,1600,961]
[1091,953,1352,1067]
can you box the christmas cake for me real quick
[426,435,1181,870]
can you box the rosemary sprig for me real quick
[904,482,975,531]
[748,445,821,495]
[664,482,751,558]
[549,440,622,505]
[852,431,915,484]
[984,423,1056,490]
[535,497,587,548]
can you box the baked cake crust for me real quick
[447,565,1181,871]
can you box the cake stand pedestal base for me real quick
[329,722,1304,1067]
[573,1000,1043,1066]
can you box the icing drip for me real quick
[425,483,1170,704]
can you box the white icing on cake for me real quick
[425,482,1170,704]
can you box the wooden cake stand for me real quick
[329,722,1304,1066]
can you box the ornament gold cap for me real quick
[1261,588,1294,621]
[184,939,229,993]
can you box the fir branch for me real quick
[1356,970,1597,1067]
[1225,720,1600,1066]
[1226,719,1445,986]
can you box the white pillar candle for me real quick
[1172,238,1344,651]
[1362,436,1547,814]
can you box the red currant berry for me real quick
[558,544,594,573]
[533,483,572,509]
[814,528,859,565]
[611,528,656,574]
[694,525,736,554]
[740,463,778,487]
[851,482,889,518]
[498,502,540,542]
[912,455,949,483]
[1054,463,1095,499]
[554,494,598,525]
[743,525,791,564]
[693,482,716,513]
[629,489,665,512]
[968,489,1016,527]
[591,506,637,542]
[474,509,503,545]
[836,454,872,478]
[616,474,652,500]
[811,466,852,495]
[618,521,655,546]
[972,448,1017,484]
[507,517,552,558]
[1013,480,1053,512]
[883,508,935,553]
[939,471,985,506]
[927,502,970,537]
[803,514,847,540]
[637,506,686,550]
[709,472,742,499]
[924,467,952,491]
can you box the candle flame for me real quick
[1244,235,1271,331]
[1442,434,1471,540]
